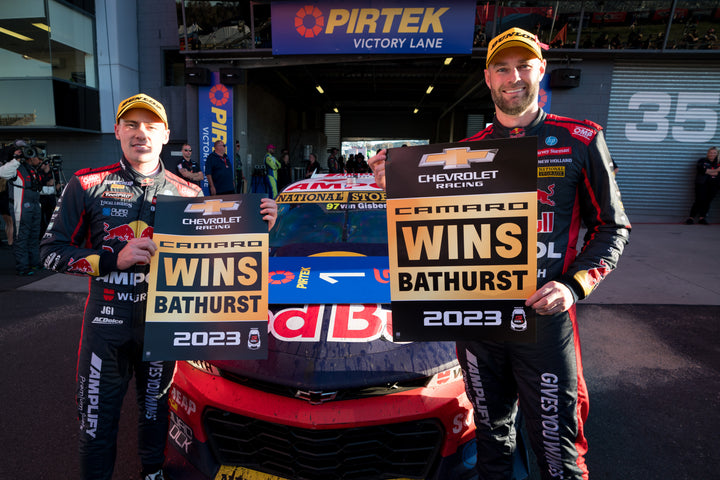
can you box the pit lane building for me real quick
[1,0,719,222]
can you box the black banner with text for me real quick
[144,194,268,360]
[386,138,538,342]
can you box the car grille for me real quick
[219,370,429,403]
[204,408,444,480]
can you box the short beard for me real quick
[491,81,539,116]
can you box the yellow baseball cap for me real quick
[116,93,168,128]
[486,27,546,67]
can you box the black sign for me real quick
[144,194,269,360]
[385,138,538,342]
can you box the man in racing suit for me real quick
[369,28,630,480]
[40,93,278,480]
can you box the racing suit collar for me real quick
[119,156,164,186]
[492,109,547,138]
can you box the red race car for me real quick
[165,174,524,480]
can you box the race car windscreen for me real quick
[269,194,388,257]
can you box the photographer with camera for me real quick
[0,140,24,247]
[0,141,51,275]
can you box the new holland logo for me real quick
[184,199,241,216]
[419,147,498,170]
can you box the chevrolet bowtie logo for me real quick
[295,389,338,405]
[184,199,240,215]
[419,147,498,170]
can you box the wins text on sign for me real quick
[396,219,528,266]
[158,253,260,290]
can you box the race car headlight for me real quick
[186,360,221,376]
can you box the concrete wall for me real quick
[96,0,139,134]
[246,82,287,169]
[137,0,187,143]
[548,60,613,127]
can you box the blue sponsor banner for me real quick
[198,71,234,195]
[271,0,476,55]
[269,256,391,304]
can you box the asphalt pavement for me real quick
[0,223,718,479]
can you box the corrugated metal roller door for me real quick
[324,113,341,150]
[605,61,720,221]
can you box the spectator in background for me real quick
[177,143,203,187]
[702,27,717,48]
[278,151,292,191]
[205,140,234,195]
[265,144,281,198]
[345,154,357,173]
[355,152,370,173]
[686,146,719,225]
[305,153,320,178]
[327,147,341,173]
[234,140,245,193]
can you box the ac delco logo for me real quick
[419,147,498,170]
[184,199,240,216]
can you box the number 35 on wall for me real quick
[625,92,720,143]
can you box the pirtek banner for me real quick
[144,194,269,360]
[271,0,476,54]
[385,138,538,342]
[198,71,233,195]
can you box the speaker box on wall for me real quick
[185,67,211,85]
[550,68,581,88]
[219,68,246,85]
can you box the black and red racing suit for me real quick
[40,158,202,479]
[456,109,630,480]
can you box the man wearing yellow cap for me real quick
[370,28,630,480]
[41,93,278,480]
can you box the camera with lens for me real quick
[45,154,63,171]
[16,143,47,162]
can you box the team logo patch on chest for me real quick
[538,166,565,177]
